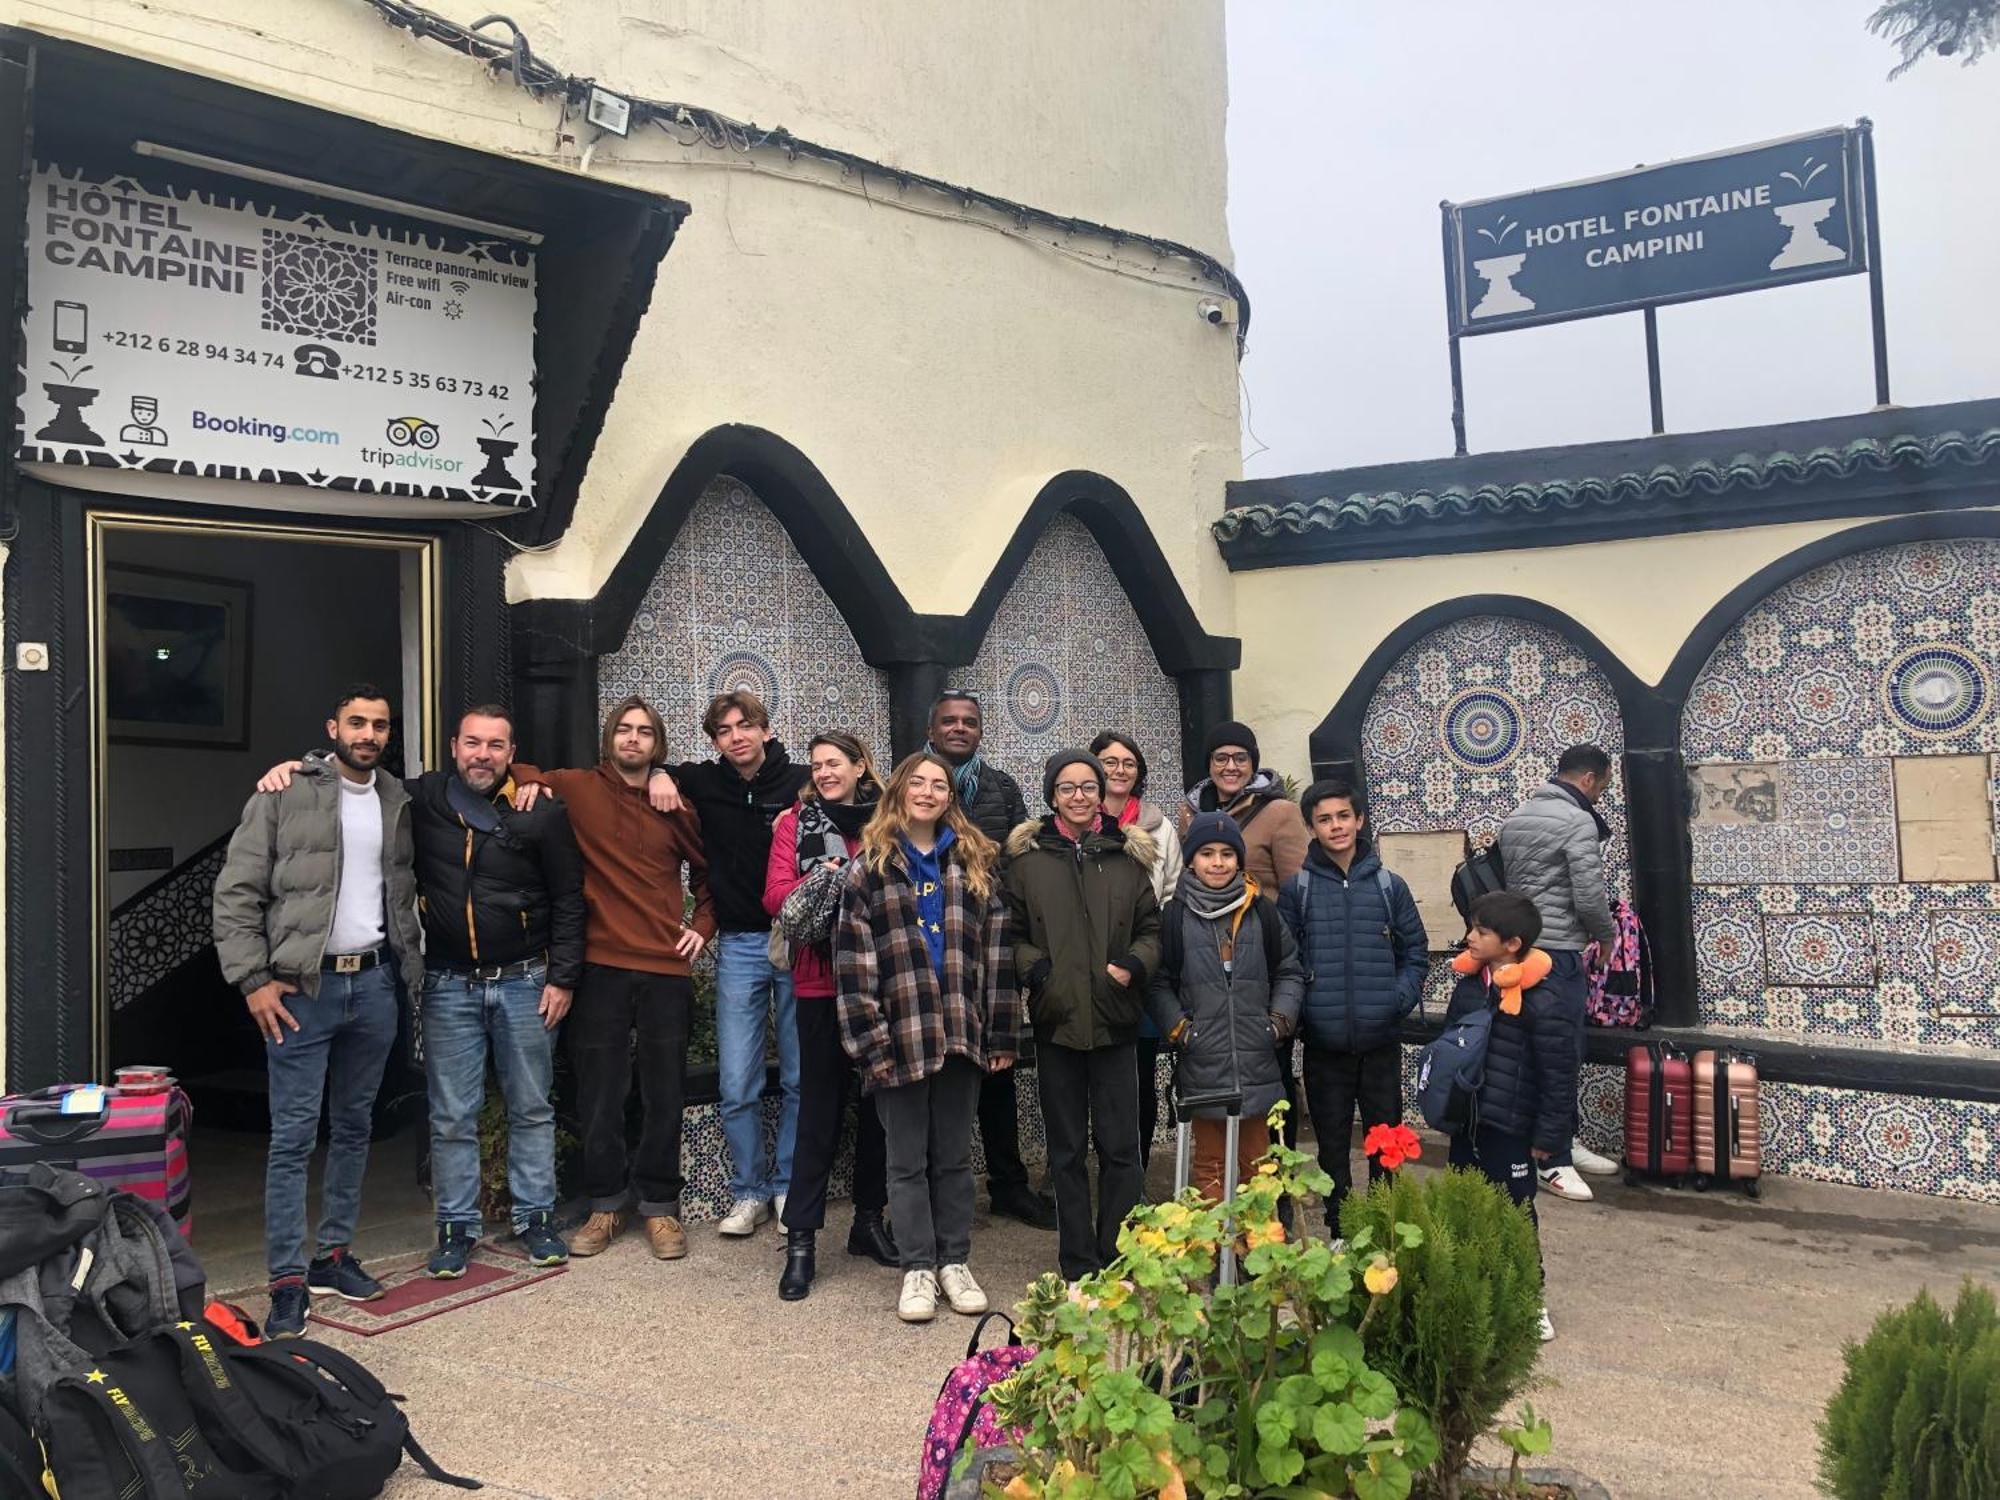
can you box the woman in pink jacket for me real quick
[767,730,895,1300]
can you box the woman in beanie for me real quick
[767,731,894,1302]
[836,752,1021,1323]
[1090,730,1183,1171]
[1177,720,1310,894]
[1003,749,1162,1282]
[1147,811,1305,1202]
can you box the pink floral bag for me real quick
[1586,898,1654,1028]
[917,1312,1035,1500]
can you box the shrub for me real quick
[1819,1278,2000,1500]
[1339,1168,1545,1495]
[987,1111,1439,1498]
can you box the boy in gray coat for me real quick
[1147,812,1306,1203]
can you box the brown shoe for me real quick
[569,1210,628,1257]
[645,1214,688,1261]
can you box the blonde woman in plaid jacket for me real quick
[836,751,1023,1323]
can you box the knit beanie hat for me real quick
[1042,749,1106,808]
[1202,720,1260,772]
[1182,810,1247,864]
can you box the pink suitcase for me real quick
[0,1083,192,1236]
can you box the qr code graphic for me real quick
[260,229,379,346]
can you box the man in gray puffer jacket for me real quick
[212,684,423,1336]
[1495,743,1618,1201]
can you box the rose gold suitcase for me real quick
[1690,1049,1760,1198]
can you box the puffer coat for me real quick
[212,752,423,998]
[1495,783,1615,952]
[1443,961,1579,1153]
[1003,816,1162,1050]
[1278,839,1430,1053]
[1146,889,1305,1121]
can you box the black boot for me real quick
[778,1229,816,1301]
[846,1209,899,1268]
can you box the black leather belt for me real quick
[322,946,388,975]
[438,957,544,982]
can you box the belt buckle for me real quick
[472,964,503,982]
[334,953,363,975]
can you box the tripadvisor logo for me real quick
[362,414,464,472]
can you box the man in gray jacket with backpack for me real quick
[212,684,424,1338]
[1278,779,1429,1234]
[1495,743,1620,1201]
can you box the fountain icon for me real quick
[1468,214,1534,319]
[37,359,105,447]
[472,416,523,492]
[1769,156,1845,270]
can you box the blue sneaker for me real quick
[518,1211,568,1267]
[307,1248,385,1302]
[266,1281,309,1339]
[426,1224,477,1280]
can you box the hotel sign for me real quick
[18,164,537,506]
[1444,127,1868,335]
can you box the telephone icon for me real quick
[293,343,341,380]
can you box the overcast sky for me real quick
[1226,1,2000,479]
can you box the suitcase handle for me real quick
[3,1094,109,1145]
[1173,1087,1243,1122]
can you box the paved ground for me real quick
[241,1137,2000,1500]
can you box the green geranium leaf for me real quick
[1313,1401,1368,1455]
[1310,1346,1350,1392]
[1257,1442,1306,1486]
[1350,1368,1397,1419]
[1316,1323,1366,1366]
[1256,1401,1295,1448]
[1393,1407,1440,1468]
[1394,1221,1424,1248]
[1277,1374,1320,1408]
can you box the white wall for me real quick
[11,0,1243,631]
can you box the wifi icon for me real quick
[449,280,470,297]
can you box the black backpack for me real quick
[1159,893,1286,981]
[1449,839,1507,924]
[34,1323,478,1498]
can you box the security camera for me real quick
[1197,299,1227,325]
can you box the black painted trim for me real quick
[1659,509,2000,706]
[1400,1017,2000,1106]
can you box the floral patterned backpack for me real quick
[1587,897,1654,1028]
[918,1312,1034,1500]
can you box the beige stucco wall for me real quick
[1230,513,1991,776]
[8,0,1241,628]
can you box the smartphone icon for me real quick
[53,300,88,354]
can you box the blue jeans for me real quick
[423,966,558,1235]
[1541,950,1589,1169]
[715,932,800,1201]
[264,964,399,1283]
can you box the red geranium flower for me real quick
[1363,1123,1423,1171]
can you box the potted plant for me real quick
[980,1110,1439,1498]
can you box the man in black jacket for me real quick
[412,706,585,1278]
[647,690,810,1237]
[924,690,1056,1230]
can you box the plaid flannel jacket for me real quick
[834,844,1022,1092]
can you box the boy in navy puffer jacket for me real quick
[1444,889,1575,1343]
[1277,779,1429,1232]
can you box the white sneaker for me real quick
[1538,1306,1556,1343]
[898,1268,940,1322]
[1570,1139,1619,1176]
[1539,1165,1594,1202]
[938,1264,988,1315]
[718,1197,772,1236]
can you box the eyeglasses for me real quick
[935,689,981,707]
[1053,782,1100,799]
[1210,751,1253,768]
[1098,756,1140,770]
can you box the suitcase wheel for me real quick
[1744,1178,1761,1201]
[1692,1174,1710,1193]
[1623,1170,1642,1190]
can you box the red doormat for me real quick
[308,1244,567,1337]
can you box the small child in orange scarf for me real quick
[1443,890,1576,1344]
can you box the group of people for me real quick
[213,674,1619,1337]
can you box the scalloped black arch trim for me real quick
[1659,510,2000,707]
[516,429,1239,674]
[1308,594,1668,775]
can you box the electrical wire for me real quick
[358,0,1251,353]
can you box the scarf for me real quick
[1186,768,1281,816]
[1550,777,1612,843]
[926,742,982,811]
[900,827,957,976]
[1112,797,1143,829]
[794,782,880,871]
[1176,867,1249,922]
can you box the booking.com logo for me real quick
[191,410,340,445]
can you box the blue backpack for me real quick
[1414,1001,1493,1133]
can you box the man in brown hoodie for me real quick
[513,696,714,1261]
